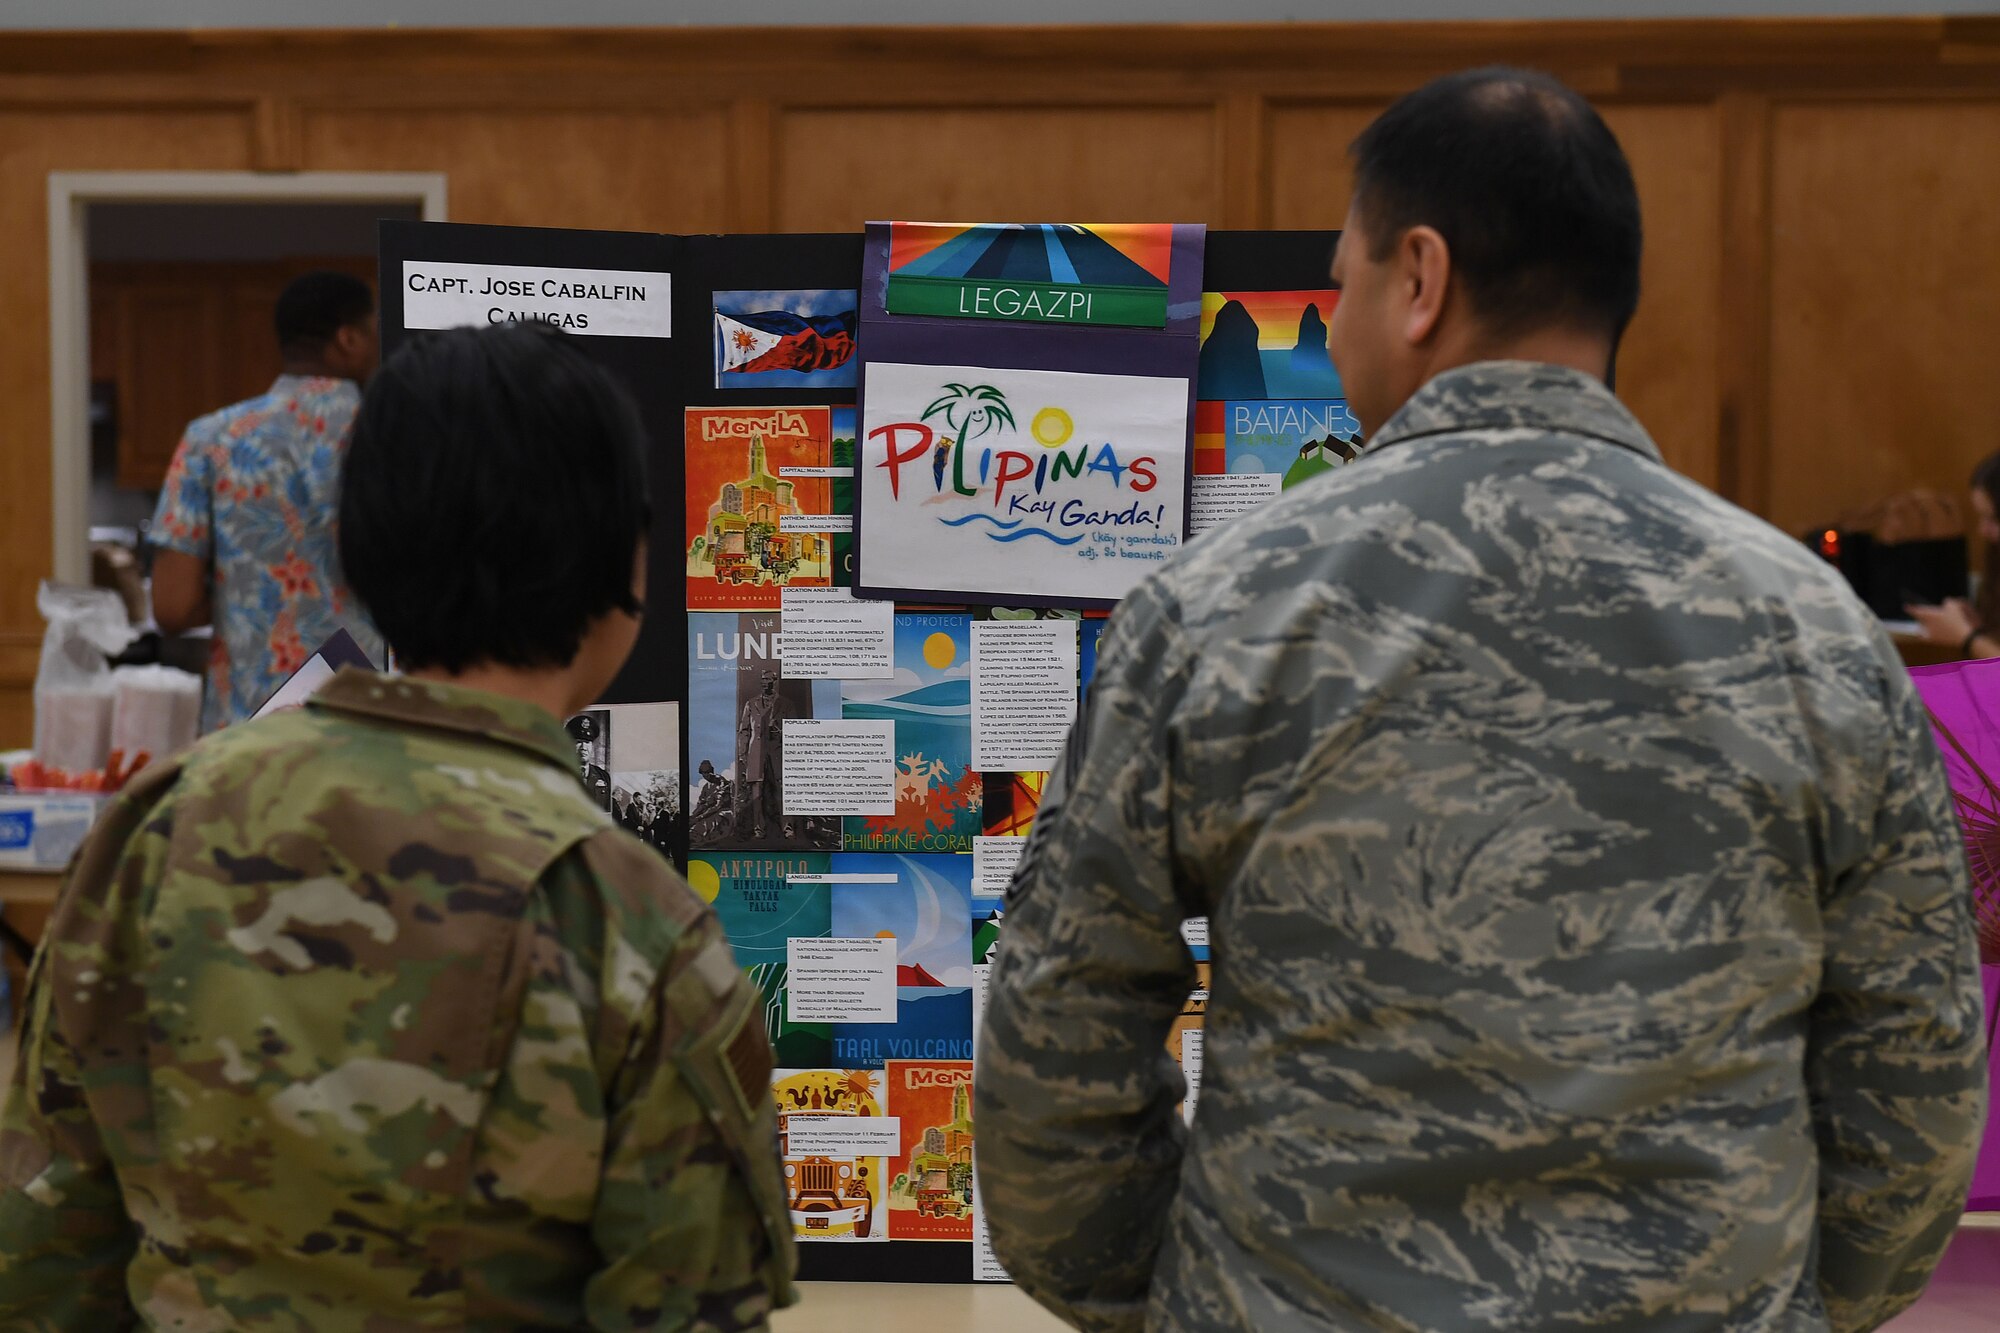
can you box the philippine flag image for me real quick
[713,289,859,389]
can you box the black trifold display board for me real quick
[378,221,1336,1284]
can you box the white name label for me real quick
[402,261,672,339]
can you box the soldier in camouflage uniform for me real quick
[977,70,1987,1333]
[0,324,797,1330]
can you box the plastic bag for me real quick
[33,581,132,775]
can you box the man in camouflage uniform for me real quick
[977,69,1987,1333]
[0,324,796,1330]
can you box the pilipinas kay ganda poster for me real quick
[855,361,1189,606]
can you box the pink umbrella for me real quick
[1909,658,2000,1211]
[1909,659,2000,969]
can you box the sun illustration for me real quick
[875,930,898,939]
[1031,406,1074,448]
[922,632,958,670]
[687,859,721,903]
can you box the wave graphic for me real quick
[988,526,1084,546]
[939,513,1022,530]
[845,700,970,720]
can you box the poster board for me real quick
[380,220,1342,1284]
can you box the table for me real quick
[0,871,60,974]
[1893,631,1961,669]
[0,871,61,908]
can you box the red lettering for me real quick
[1129,456,1158,492]
[872,422,935,499]
[992,451,1035,504]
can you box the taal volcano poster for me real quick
[828,854,975,1071]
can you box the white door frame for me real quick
[46,170,449,584]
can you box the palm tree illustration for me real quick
[922,383,1016,446]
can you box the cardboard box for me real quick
[0,792,106,872]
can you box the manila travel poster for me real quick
[885,1059,976,1241]
[685,406,836,611]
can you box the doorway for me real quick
[47,172,448,587]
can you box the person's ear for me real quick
[630,535,650,611]
[330,324,365,369]
[1398,225,1451,347]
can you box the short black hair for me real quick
[1349,67,1642,341]
[339,323,650,673]
[275,270,374,356]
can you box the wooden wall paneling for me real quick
[221,277,286,406]
[252,96,302,171]
[1598,102,1723,492]
[728,99,776,233]
[1264,102,1383,232]
[298,109,733,233]
[116,281,219,490]
[1716,93,1774,514]
[770,105,1222,232]
[1219,94,1268,231]
[1766,99,2000,540]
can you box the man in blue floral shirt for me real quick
[151,271,385,732]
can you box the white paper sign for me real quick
[401,260,671,338]
[1189,472,1282,535]
[1181,1027,1203,1123]
[779,513,856,534]
[971,962,992,1059]
[788,937,897,1023]
[782,719,896,815]
[252,654,336,719]
[973,836,1026,898]
[783,1114,903,1157]
[787,873,899,885]
[972,620,1079,772]
[970,1158,1011,1282]
[1180,918,1209,950]
[857,361,1189,603]
[781,588,894,680]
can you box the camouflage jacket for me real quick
[0,670,797,1331]
[976,362,1988,1333]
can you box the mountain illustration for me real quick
[1197,299,1267,400]
[1290,303,1328,378]
[898,963,945,987]
[889,679,973,709]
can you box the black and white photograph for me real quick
[604,701,681,860]
[564,708,612,811]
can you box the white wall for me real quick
[8,0,1997,28]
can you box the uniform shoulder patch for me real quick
[718,997,772,1123]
